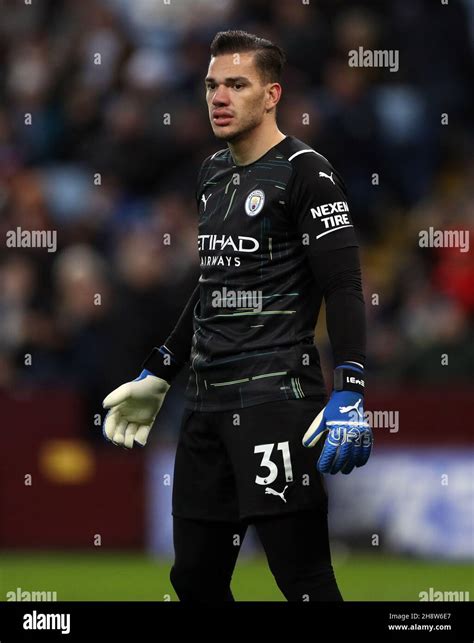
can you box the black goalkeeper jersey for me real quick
[185,135,359,411]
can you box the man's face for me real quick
[205,52,269,142]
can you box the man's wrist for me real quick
[334,362,365,395]
[142,345,182,383]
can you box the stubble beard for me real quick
[212,112,262,143]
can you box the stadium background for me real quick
[0,0,473,601]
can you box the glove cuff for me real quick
[142,345,182,383]
[334,363,365,394]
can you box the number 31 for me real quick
[254,441,293,485]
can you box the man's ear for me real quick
[266,83,282,111]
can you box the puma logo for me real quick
[265,485,288,503]
[201,193,212,211]
[319,171,335,185]
[339,398,363,417]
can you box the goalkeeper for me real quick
[102,30,372,602]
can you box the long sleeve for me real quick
[307,247,366,367]
[287,149,366,367]
[141,156,211,383]
[142,282,200,382]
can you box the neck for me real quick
[228,121,286,166]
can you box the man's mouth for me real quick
[212,111,234,126]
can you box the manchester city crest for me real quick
[245,189,265,216]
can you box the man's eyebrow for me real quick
[205,76,251,83]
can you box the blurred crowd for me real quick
[0,0,473,421]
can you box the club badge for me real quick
[245,189,265,216]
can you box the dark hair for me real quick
[210,30,286,83]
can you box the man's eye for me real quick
[234,83,244,90]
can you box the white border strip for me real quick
[288,149,316,162]
[315,225,353,240]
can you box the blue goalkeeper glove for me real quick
[302,363,372,474]
[102,369,169,448]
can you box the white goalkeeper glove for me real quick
[102,369,170,448]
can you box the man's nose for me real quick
[212,85,230,106]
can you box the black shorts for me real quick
[172,398,328,522]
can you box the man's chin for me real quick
[211,119,260,143]
[212,126,237,141]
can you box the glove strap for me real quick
[334,364,365,394]
[142,345,180,383]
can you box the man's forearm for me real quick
[142,282,200,382]
[307,247,366,367]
